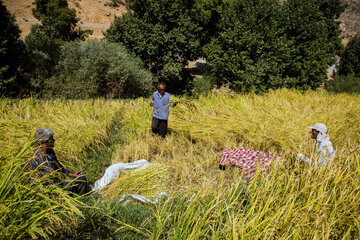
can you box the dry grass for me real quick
[112,89,360,195]
[102,164,168,200]
[109,89,360,238]
[0,98,124,169]
[1,89,360,238]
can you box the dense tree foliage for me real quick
[281,0,344,89]
[24,0,91,95]
[338,35,360,76]
[192,0,224,48]
[0,1,22,96]
[45,40,153,99]
[105,0,214,93]
[204,0,295,92]
[0,0,349,97]
[326,74,360,94]
[204,0,345,92]
[327,34,360,94]
[31,0,90,42]
[24,24,61,94]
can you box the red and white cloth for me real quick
[220,147,283,184]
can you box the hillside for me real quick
[3,0,127,39]
[3,0,360,42]
[339,0,360,44]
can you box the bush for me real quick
[191,75,215,98]
[338,35,360,77]
[326,74,360,94]
[46,40,153,99]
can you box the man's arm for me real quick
[292,150,312,164]
[171,100,179,107]
[150,95,154,106]
[297,152,311,163]
[28,150,53,173]
[49,150,71,175]
[49,150,84,177]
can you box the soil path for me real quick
[15,16,111,39]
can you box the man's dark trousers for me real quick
[151,117,168,138]
[62,176,89,195]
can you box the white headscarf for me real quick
[307,123,330,142]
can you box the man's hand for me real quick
[68,170,84,178]
[172,101,180,107]
[150,102,154,107]
[291,150,298,155]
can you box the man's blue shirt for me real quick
[152,91,170,120]
[28,148,70,184]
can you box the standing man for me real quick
[150,83,171,138]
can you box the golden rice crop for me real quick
[0,98,124,169]
[1,88,360,238]
[102,164,168,200]
[113,89,360,193]
[171,89,360,151]
[109,89,360,238]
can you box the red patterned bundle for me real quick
[220,147,283,184]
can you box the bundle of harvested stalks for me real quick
[102,163,169,201]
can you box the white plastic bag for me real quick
[91,159,168,205]
[91,159,150,192]
[115,192,168,206]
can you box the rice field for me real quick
[0,98,124,169]
[1,89,360,239]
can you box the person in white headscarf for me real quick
[292,123,335,166]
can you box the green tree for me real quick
[45,40,153,99]
[24,24,61,94]
[326,74,360,94]
[204,0,296,92]
[0,1,22,96]
[281,0,344,89]
[105,0,204,93]
[32,0,90,42]
[338,35,360,76]
[192,0,224,48]
[24,0,91,96]
[204,0,345,92]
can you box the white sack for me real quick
[115,192,168,206]
[91,159,150,192]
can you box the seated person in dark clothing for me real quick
[27,128,89,195]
